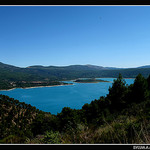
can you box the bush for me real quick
[41,131,61,144]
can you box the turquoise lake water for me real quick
[0,78,134,114]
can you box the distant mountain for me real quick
[138,65,150,69]
[105,67,122,70]
[84,64,105,69]
[0,62,20,70]
[1,62,150,85]
[28,64,120,71]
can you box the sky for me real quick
[0,6,150,68]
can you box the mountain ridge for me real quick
[137,65,150,68]
[1,61,150,90]
[27,64,114,70]
[1,62,150,83]
[1,61,150,70]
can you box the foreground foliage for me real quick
[1,73,150,143]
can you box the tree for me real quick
[147,75,150,90]
[107,73,128,110]
[57,107,79,131]
[131,74,149,103]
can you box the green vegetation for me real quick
[0,80,70,90]
[2,61,150,90]
[1,73,150,143]
[74,78,109,83]
[0,62,70,90]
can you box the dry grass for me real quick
[60,116,150,144]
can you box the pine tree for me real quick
[107,73,128,110]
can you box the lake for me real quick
[0,78,134,114]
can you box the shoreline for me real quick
[69,79,113,83]
[0,77,135,91]
[0,83,73,91]
[96,77,136,79]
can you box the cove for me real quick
[0,78,134,114]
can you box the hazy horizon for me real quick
[1,61,150,69]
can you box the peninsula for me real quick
[0,81,72,91]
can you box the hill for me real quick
[1,62,150,89]
[0,62,69,90]
[138,65,150,68]
[28,64,119,71]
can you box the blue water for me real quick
[0,78,134,114]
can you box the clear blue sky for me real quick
[1,6,150,68]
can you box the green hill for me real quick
[1,62,150,90]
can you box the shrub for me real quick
[41,131,61,144]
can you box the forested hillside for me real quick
[1,62,150,90]
[1,73,150,143]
